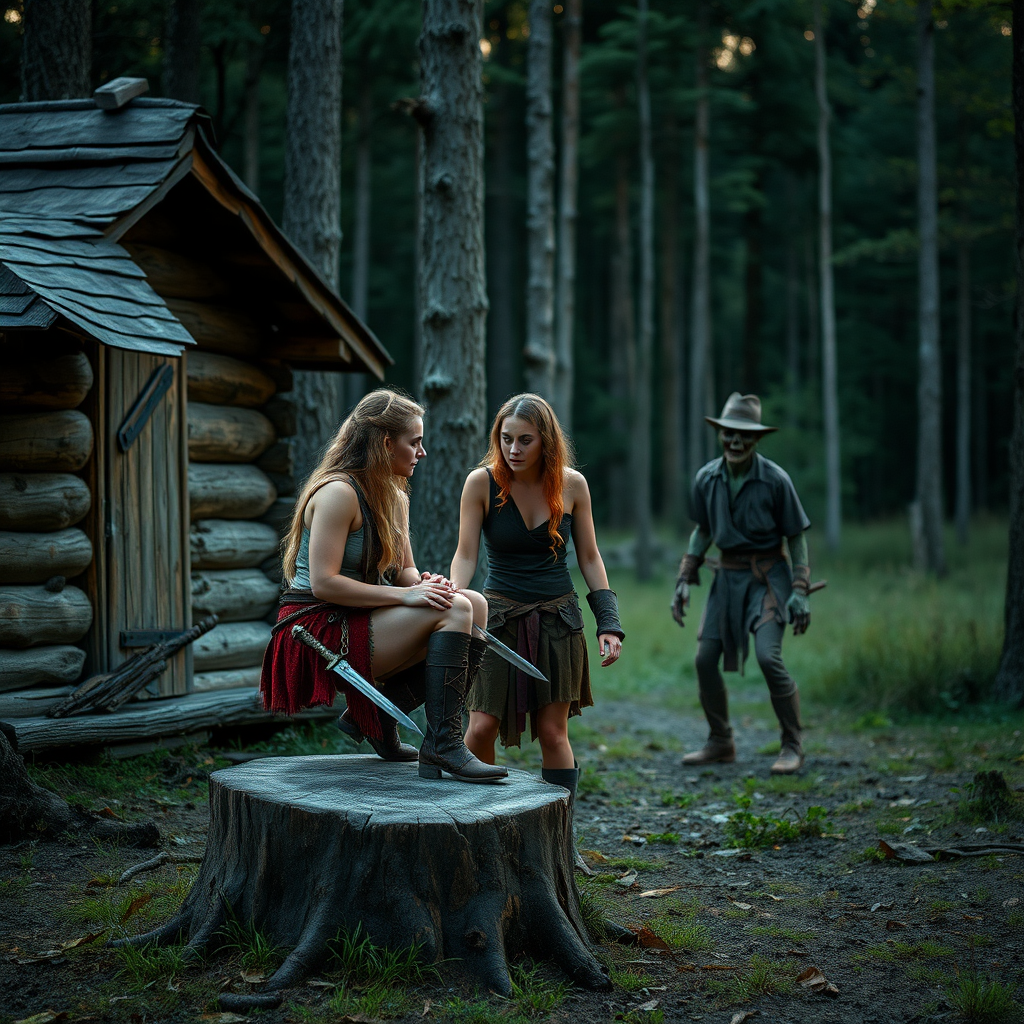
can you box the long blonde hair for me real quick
[482,393,575,557]
[282,388,425,585]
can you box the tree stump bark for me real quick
[122,755,610,1002]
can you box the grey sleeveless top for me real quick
[290,525,365,589]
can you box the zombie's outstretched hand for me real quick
[786,592,810,635]
[672,550,705,628]
[671,580,689,627]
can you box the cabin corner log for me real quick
[0,411,94,472]
[191,520,280,569]
[192,621,272,672]
[191,569,280,623]
[118,757,610,999]
[0,473,92,531]
[189,464,277,520]
[0,585,93,648]
[0,646,86,693]
[0,352,94,410]
[186,352,277,408]
[0,528,93,584]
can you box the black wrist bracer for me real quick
[586,589,625,641]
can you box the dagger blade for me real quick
[473,623,550,682]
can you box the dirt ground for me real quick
[1,694,1022,1024]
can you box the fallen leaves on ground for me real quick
[730,901,753,911]
[632,926,671,950]
[240,970,266,984]
[9,932,105,964]
[796,965,839,997]
[119,892,153,924]
[581,849,607,863]
[621,834,647,846]
[616,868,638,887]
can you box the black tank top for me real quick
[482,469,574,600]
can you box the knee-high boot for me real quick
[770,689,804,774]
[418,631,508,783]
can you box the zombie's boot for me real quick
[770,689,804,774]
[336,663,426,762]
[682,682,736,765]
[418,631,507,783]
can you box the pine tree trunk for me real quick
[994,0,1024,704]
[163,0,204,104]
[784,174,801,426]
[414,0,488,573]
[815,0,841,551]
[742,176,763,394]
[633,0,654,582]
[688,2,712,481]
[283,0,345,485]
[609,154,634,530]
[659,115,684,526]
[553,0,581,427]
[486,51,518,417]
[955,234,971,546]
[20,0,91,101]
[914,0,947,575]
[243,39,262,193]
[523,0,556,398]
[346,69,373,412]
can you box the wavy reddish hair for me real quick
[482,393,575,557]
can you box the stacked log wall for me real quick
[186,350,297,692]
[0,344,94,694]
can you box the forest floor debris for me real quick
[1,695,1022,1024]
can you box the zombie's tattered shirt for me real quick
[690,454,810,553]
[690,454,811,672]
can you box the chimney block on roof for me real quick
[93,77,150,111]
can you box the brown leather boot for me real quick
[682,735,736,765]
[770,690,804,774]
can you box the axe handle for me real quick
[807,580,828,595]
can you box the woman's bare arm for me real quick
[450,469,489,591]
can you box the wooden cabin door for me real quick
[91,348,191,696]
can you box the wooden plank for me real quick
[93,76,150,110]
[164,298,264,356]
[9,688,337,752]
[0,584,93,647]
[0,686,73,719]
[268,337,352,364]
[122,243,230,300]
[0,410,94,472]
[177,352,192,694]
[0,472,92,530]
[82,340,106,679]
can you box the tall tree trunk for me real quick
[995,0,1024,704]
[660,116,684,527]
[553,0,581,427]
[414,0,488,572]
[688,1,712,481]
[742,177,763,394]
[814,1,841,551]
[243,39,262,193]
[284,0,345,486]
[804,228,819,402]
[785,174,800,427]
[163,0,204,104]
[346,68,373,412]
[486,53,518,417]
[955,234,971,546]
[974,333,988,511]
[523,0,556,398]
[633,0,654,581]
[20,0,91,101]
[609,154,635,530]
[914,0,946,575]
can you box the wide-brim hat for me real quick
[705,392,777,434]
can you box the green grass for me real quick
[946,973,1020,1023]
[219,916,284,974]
[723,796,829,849]
[325,922,438,987]
[645,832,680,844]
[660,790,697,808]
[610,966,654,991]
[704,954,795,1005]
[646,900,714,952]
[510,963,568,1016]
[116,943,191,989]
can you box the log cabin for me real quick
[0,86,392,754]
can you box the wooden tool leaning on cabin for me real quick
[47,615,219,718]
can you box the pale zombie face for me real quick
[719,428,759,467]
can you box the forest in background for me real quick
[0,0,1016,534]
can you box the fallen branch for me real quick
[117,851,204,885]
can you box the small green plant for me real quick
[605,856,653,871]
[704,955,794,1005]
[510,963,568,1016]
[1007,911,1024,931]
[646,832,680,845]
[326,922,437,987]
[946,972,1019,1023]
[329,982,415,1021]
[660,790,696,808]
[610,966,653,991]
[723,796,829,849]
[219,917,284,973]
[647,901,713,952]
[576,879,610,941]
[848,845,887,865]
[116,943,190,989]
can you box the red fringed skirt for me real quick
[259,603,384,742]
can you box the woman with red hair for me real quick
[450,394,624,806]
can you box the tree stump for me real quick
[122,755,610,1002]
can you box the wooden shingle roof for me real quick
[0,97,390,375]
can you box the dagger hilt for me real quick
[291,625,339,667]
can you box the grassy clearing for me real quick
[946,972,1020,1023]
[583,517,1010,724]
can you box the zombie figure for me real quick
[672,393,811,774]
